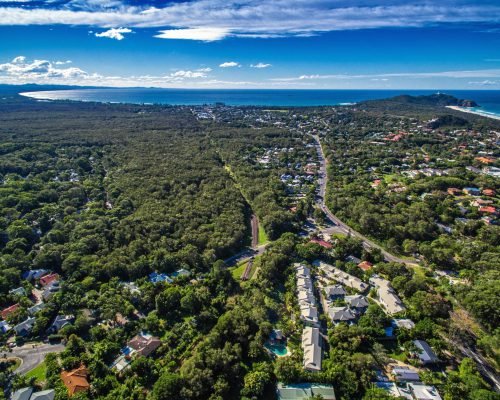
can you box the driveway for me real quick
[1,342,65,375]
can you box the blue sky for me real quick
[0,0,500,89]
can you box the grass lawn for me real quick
[25,361,47,382]
[248,261,259,279]
[412,265,428,278]
[258,222,268,245]
[384,342,408,363]
[383,174,400,183]
[231,261,248,279]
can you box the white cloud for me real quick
[219,61,240,68]
[272,69,500,81]
[95,27,132,40]
[155,28,230,41]
[169,69,209,79]
[0,55,219,88]
[1,1,499,40]
[54,60,72,65]
[0,57,88,79]
[251,63,271,68]
[468,80,499,86]
[3,55,500,90]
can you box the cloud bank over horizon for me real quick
[2,55,500,89]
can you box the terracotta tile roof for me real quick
[357,261,373,271]
[60,365,90,396]
[39,273,59,287]
[475,156,495,164]
[1,303,20,320]
[309,239,333,249]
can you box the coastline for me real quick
[16,89,500,111]
[446,105,500,121]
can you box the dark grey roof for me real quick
[414,340,439,363]
[11,387,33,400]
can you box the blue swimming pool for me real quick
[265,343,289,357]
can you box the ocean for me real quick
[19,88,500,117]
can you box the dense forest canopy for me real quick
[0,90,498,400]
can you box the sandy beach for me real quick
[446,106,500,121]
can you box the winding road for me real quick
[312,134,499,391]
[1,342,65,375]
[311,134,418,266]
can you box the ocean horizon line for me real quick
[17,88,500,117]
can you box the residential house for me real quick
[296,264,311,279]
[295,264,320,327]
[49,315,74,333]
[61,365,90,396]
[111,332,161,371]
[465,166,481,174]
[462,187,481,196]
[148,272,173,284]
[324,285,346,300]
[39,273,59,287]
[11,388,55,400]
[413,340,439,365]
[9,287,26,297]
[370,275,406,315]
[1,303,20,320]
[472,199,493,207]
[42,281,60,301]
[483,188,495,196]
[269,329,285,345]
[479,206,497,214]
[276,383,336,400]
[0,320,11,333]
[357,261,373,271]
[310,238,333,249]
[404,384,442,400]
[328,306,356,323]
[14,317,36,336]
[475,156,495,164]
[345,255,362,264]
[375,382,401,398]
[300,304,319,327]
[483,166,500,178]
[446,188,461,196]
[128,332,162,357]
[22,269,48,281]
[28,303,46,316]
[11,387,34,400]
[297,276,313,291]
[122,282,141,295]
[302,327,322,372]
[344,295,369,312]
[392,367,420,382]
[315,261,369,292]
[298,289,315,305]
[392,319,415,330]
